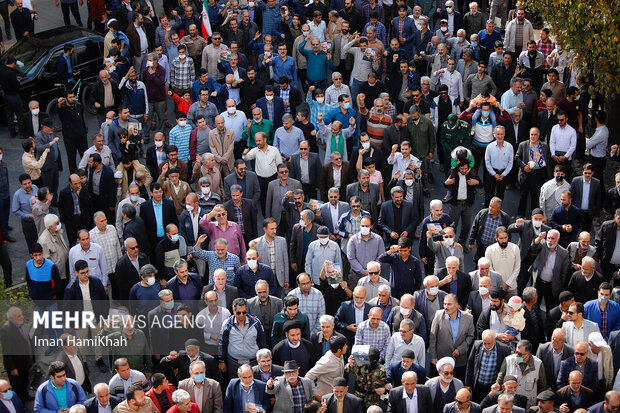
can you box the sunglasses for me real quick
[567,311,575,315]
[368,271,380,275]
[574,352,586,356]
[235,311,247,315]
[442,371,454,376]
[127,246,139,250]
[299,147,309,150]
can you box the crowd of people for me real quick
[0,0,619,412]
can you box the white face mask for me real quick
[146,277,156,286]
[360,227,371,236]
[248,1,254,6]
[155,140,164,147]
[32,108,40,115]
[179,53,186,60]
[532,219,543,229]
[265,95,274,101]
[427,286,439,296]
[178,120,187,127]
[479,286,489,296]
[400,307,411,316]
[319,237,329,245]
[316,97,325,104]
[105,118,113,125]
[186,204,194,212]
[146,60,154,67]
[247,259,258,270]
[446,7,453,12]
[0,155,3,162]
[227,107,236,115]
[362,142,370,149]
[404,179,414,187]
[201,187,211,195]
[299,219,306,227]
[444,237,454,246]
[55,222,62,231]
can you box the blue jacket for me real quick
[56,53,73,85]
[387,360,427,386]
[224,379,270,413]
[34,378,87,413]
[256,96,285,129]
[0,392,26,413]
[391,17,418,57]
[584,299,620,339]
[557,356,599,392]
[233,263,277,299]
[166,273,203,308]
[217,61,248,80]
[191,78,222,103]
[119,77,149,116]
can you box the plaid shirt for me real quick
[363,21,387,47]
[191,249,241,283]
[234,205,244,233]
[477,346,498,385]
[89,225,122,273]
[536,39,556,69]
[290,380,306,413]
[480,213,502,247]
[288,287,326,335]
[600,306,608,339]
[280,88,291,113]
[170,56,195,90]
[354,319,391,361]
[362,4,384,24]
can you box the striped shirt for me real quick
[169,124,193,162]
[360,108,392,147]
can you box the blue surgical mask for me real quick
[130,195,139,202]
[482,110,490,117]
[171,234,179,242]
[343,102,351,109]
[471,41,478,47]
[164,300,175,310]
[515,356,524,363]
[2,390,14,401]
[193,373,205,383]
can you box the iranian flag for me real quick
[201,0,213,38]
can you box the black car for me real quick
[1,26,104,127]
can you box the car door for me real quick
[73,38,104,83]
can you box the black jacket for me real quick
[123,216,152,257]
[464,340,511,388]
[160,350,221,382]
[223,198,258,244]
[87,164,117,209]
[58,184,93,235]
[114,253,151,301]
[84,396,122,413]
[468,208,511,248]
[146,144,168,181]
[596,219,620,267]
[437,268,472,310]
[140,198,178,243]
[20,111,50,140]
[93,78,123,112]
[63,277,109,317]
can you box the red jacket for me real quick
[146,384,176,413]
[165,403,201,413]
[88,0,106,20]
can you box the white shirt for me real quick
[329,204,340,232]
[581,179,591,211]
[402,387,418,413]
[190,211,200,240]
[67,352,86,385]
[332,166,342,188]
[437,69,464,102]
[457,172,467,200]
[242,146,282,178]
[79,280,94,312]
[549,123,577,159]
[1,399,17,413]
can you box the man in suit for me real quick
[265,360,317,411]
[502,110,529,147]
[414,275,447,334]
[391,7,418,59]
[521,287,547,353]
[35,119,63,204]
[529,229,570,312]
[555,370,595,412]
[605,173,620,216]
[140,182,178,253]
[177,361,223,413]
[209,115,236,177]
[86,152,117,222]
[318,187,350,239]
[265,163,303,228]
[290,210,320,276]
[335,286,373,346]
[443,389,482,413]
[224,364,269,413]
[569,163,603,232]
[387,370,433,413]
[466,276,492,325]
[84,383,122,413]
[535,328,573,391]
[346,170,381,227]
[320,153,356,201]
[0,308,34,403]
[507,209,552,295]
[57,333,92,393]
[290,140,323,200]
[252,348,284,381]
[386,348,427,387]
[21,101,50,140]
[434,1,463,32]
[200,269,239,313]
[465,330,512,402]
[556,341,599,392]
[537,99,557,142]
[223,159,261,209]
[437,257,471,310]
[545,292,574,339]
[121,204,152,258]
[256,86,285,130]
[146,133,168,181]
[429,294,475,380]
[481,393,526,413]
[160,338,221,383]
[322,376,363,413]
[224,185,258,246]
[58,174,92,246]
[250,218,289,298]
[379,186,418,247]
[515,127,553,218]
[596,210,620,279]
[147,289,180,359]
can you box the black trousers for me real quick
[536,279,558,312]
[517,169,545,217]
[0,242,12,287]
[41,167,59,205]
[484,170,506,206]
[472,144,486,177]
[61,1,83,26]
[64,136,88,173]
[0,1,10,39]
[257,173,276,216]
[301,182,317,201]
[3,94,24,137]
[21,219,38,250]
[589,155,606,183]
[472,383,492,403]
[8,368,29,402]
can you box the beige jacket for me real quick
[22,151,48,181]
[157,175,192,216]
[38,229,69,278]
[116,160,153,196]
[209,127,236,177]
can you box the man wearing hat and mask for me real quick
[272,320,317,376]
[321,377,363,413]
[527,391,560,413]
[34,118,62,202]
[266,360,317,412]
[386,348,427,388]
[426,357,465,413]
[480,375,528,410]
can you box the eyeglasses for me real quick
[215,213,227,218]
[351,205,361,208]
[235,311,247,315]
[442,371,454,376]
[333,157,342,161]
[440,92,448,95]
[279,170,289,174]
[399,329,411,333]
[299,147,309,150]
[213,37,222,40]
[574,352,586,356]
[334,77,342,80]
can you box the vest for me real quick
[504,354,542,407]
[433,380,456,413]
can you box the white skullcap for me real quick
[44,214,59,228]
[588,332,608,348]
[436,356,455,371]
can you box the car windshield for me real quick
[2,37,48,76]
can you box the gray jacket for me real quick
[265,375,316,413]
[265,177,303,225]
[429,309,475,367]
[247,295,283,330]
[252,235,290,288]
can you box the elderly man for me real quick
[233,249,277,299]
[429,294,475,380]
[288,272,326,335]
[355,307,391,362]
[469,197,511,261]
[356,261,389,301]
[207,115,235,176]
[567,256,603,304]
[557,340,599,392]
[536,328,573,391]
[387,371,434,413]
[465,329,512,402]
[84,383,121,413]
[482,393,525,413]
[369,284,400,324]
[305,226,343,285]
[555,370,595,412]
[391,293,427,341]
[427,226,465,275]
[497,340,546,407]
[196,290,231,355]
[467,275,493,324]
[252,348,283,382]
[566,231,599,272]
[168,389,200,413]
[480,375,528,410]
[265,360,317,411]
[321,377,363,413]
[346,215,384,289]
[426,357,465,413]
[437,256,472,310]
[386,348,427,388]
[385,318,426,369]
[223,364,269,412]
[530,229,570,312]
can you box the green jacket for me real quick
[243,119,275,147]
[441,120,471,153]
[406,115,436,159]
[345,363,387,408]
[107,329,153,372]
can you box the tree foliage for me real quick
[526,0,620,96]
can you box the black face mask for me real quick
[555,175,564,183]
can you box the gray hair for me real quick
[203,152,215,162]
[198,177,212,186]
[494,125,506,134]
[94,383,110,396]
[332,72,342,80]
[373,98,383,106]
[401,318,415,330]
[93,211,106,221]
[510,77,523,87]
[445,256,460,265]
[328,187,340,196]
[409,104,421,115]
[378,284,391,294]
[214,238,229,247]
[255,279,269,290]
[379,92,389,99]
[581,256,595,267]
[421,76,431,84]
[123,237,136,248]
[548,229,561,238]
[173,258,187,271]
[230,184,243,193]
[481,329,497,340]
[430,199,443,209]
[319,314,335,324]
[391,186,404,196]
[172,389,191,404]
[423,275,439,286]
[158,289,173,299]
[69,405,86,413]
[252,107,263,115]
[522,287,537,302]
[148,52,159,61]
[301,209,315,221]
[358,169,370,178]
[256,348,272,360]
[498,394,514,405]
[189,360,206,372]
[469,1,478,7]
[470,33,479,41]
[489,197,502,207]
[457,28,466,36]
[282,113,294,123]
[140,264,157,278]
[477,257,490,266]
[367,407,383,413]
